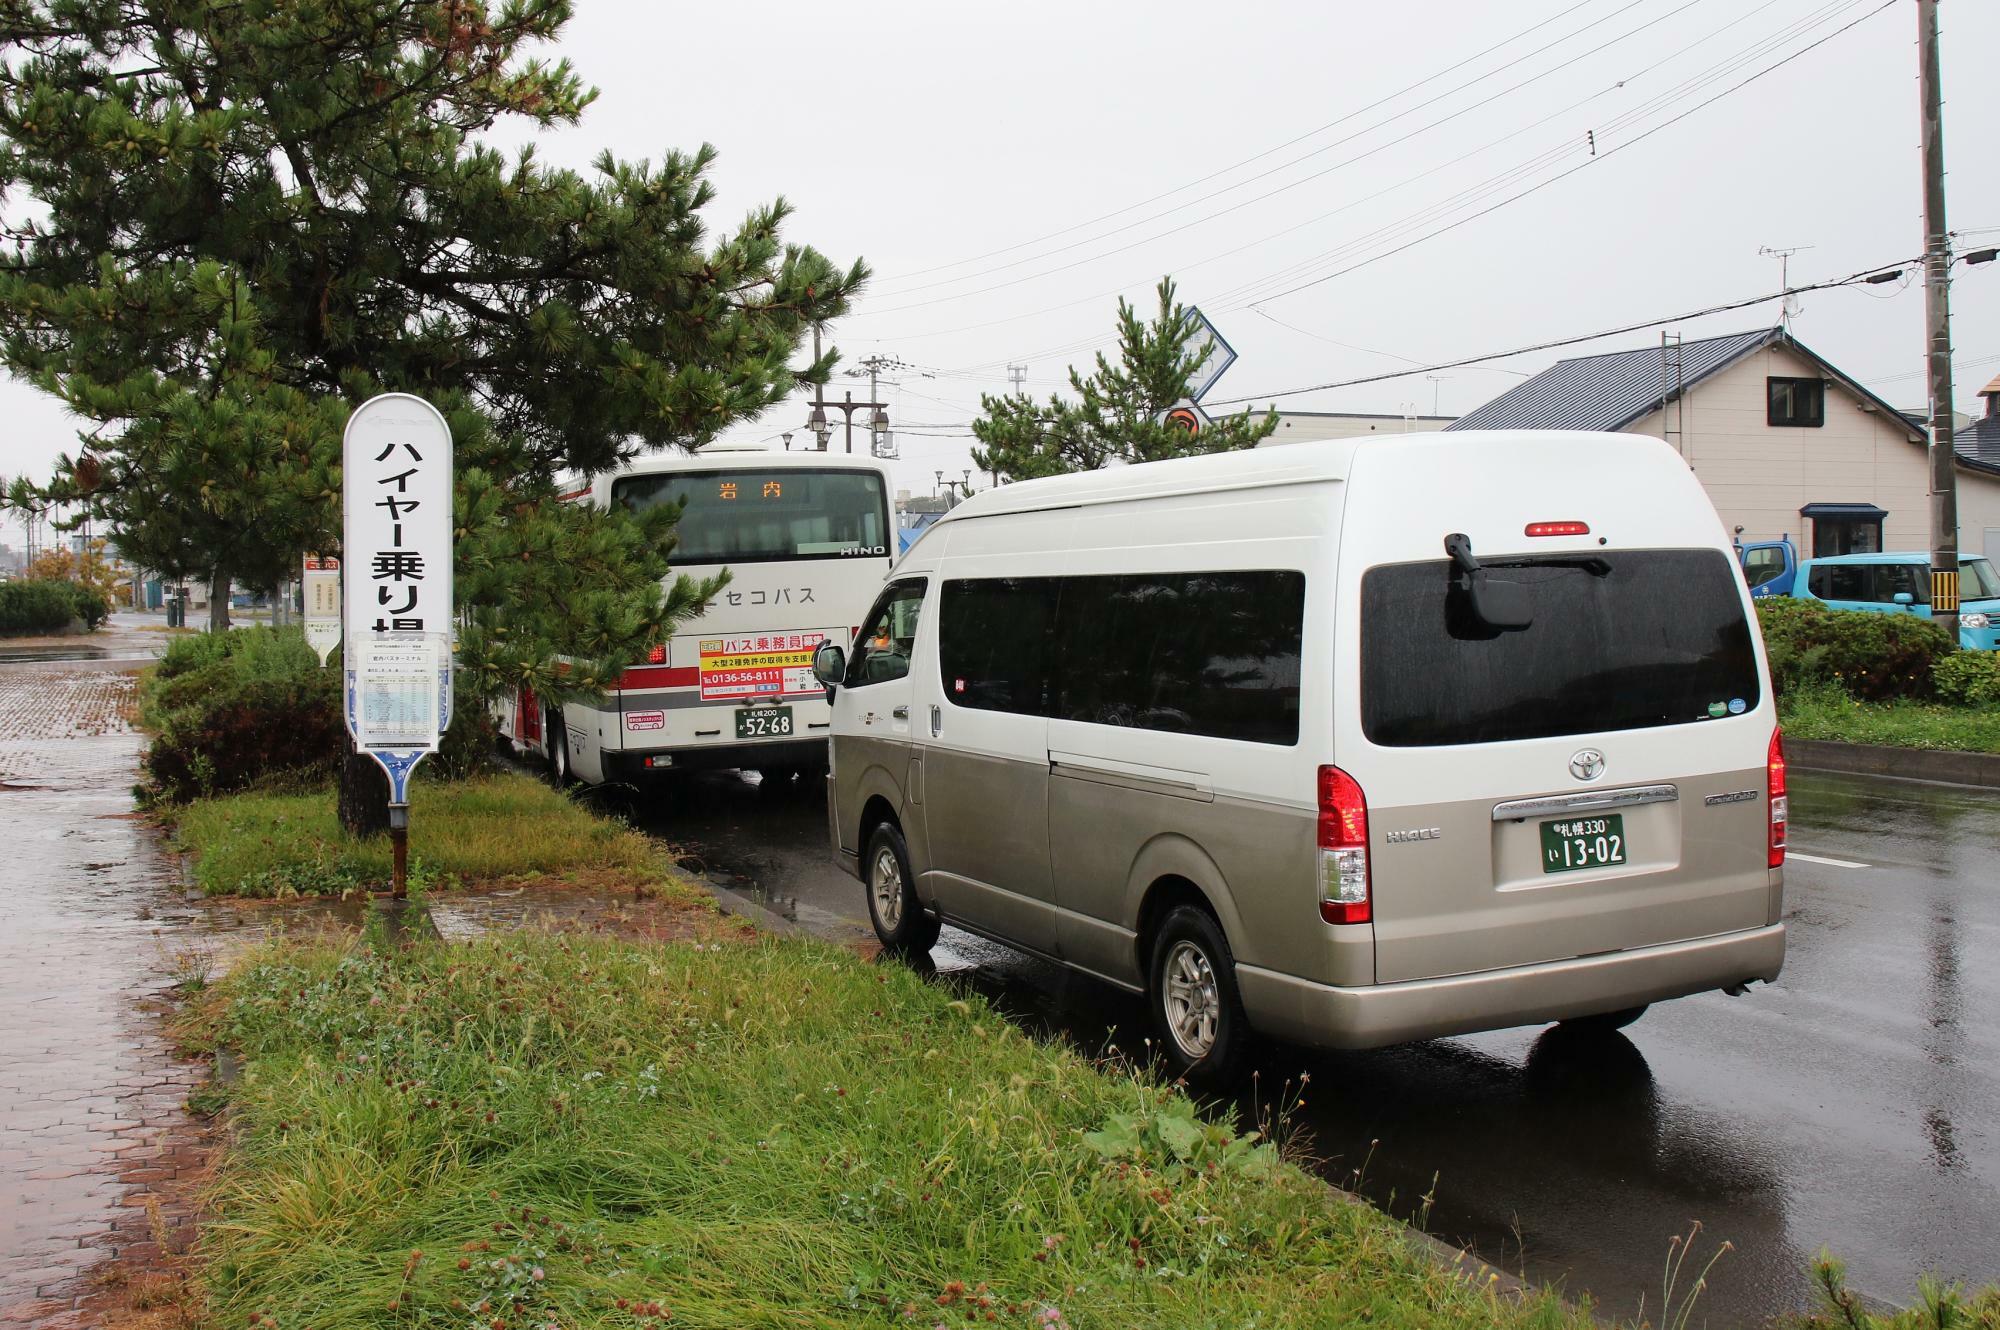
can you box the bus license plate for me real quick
[735,707,794,740]
[1540,814,1626,874]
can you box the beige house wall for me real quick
[1622,343,2000,555]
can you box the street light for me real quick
[806,404,830,451]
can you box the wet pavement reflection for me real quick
[616,765,2000,1328]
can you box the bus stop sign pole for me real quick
[339,394,454,899]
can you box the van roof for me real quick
[935,429,1640,523]
[1802,551,1995,566]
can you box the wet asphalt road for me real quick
[610,766,1999,1327]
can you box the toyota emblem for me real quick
[1569,748,1606,782]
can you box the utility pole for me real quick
[1006,364,1027,397]
[1918,0,1959,640]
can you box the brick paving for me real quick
[0,664,204,1325]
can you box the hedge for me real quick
[139,626,495,803]
[1754,598,1954,702]
[0,578,110,635]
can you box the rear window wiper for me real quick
[1477,555,1611,577]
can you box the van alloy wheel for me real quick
[1162,940,1220,1059]
[871,845,904,930]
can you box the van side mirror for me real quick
[812,641,846,691]
[1893,591,1916,606]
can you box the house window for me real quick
[1768,377,1825,427]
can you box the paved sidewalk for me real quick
[0,664,202,1325]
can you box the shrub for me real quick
[0,577,108,634]
[1755,598,1953,702]
[142,629,345,803]
[140,625,492,802]
[1933,650,2000,706]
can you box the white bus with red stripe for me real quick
[496,449,896,785]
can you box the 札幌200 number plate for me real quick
[1540,814,1626,873]
[734,707,794,740]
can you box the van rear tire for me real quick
[1557,1004,1648,1034]
[864,822,939,957]
[1148,905,1249,1083]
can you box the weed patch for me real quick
[1780,681,2000,754]
[183,932,1598,1329]
[171,772,687,898]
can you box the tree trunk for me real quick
[338,743,390,839]
[208,564,231,633]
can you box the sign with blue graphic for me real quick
[341,394,453,805]
[1182,307,1238,403]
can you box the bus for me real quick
[496,449,897,785]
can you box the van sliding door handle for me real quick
[929,705,941,737]
[892,706,909,720]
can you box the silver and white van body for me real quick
[819,432,1785,1073]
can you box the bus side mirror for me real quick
[812,642,846,692]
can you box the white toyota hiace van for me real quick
[814,432,1786,1077]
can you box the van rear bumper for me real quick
[1235,923,1786,1051]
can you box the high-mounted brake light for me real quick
[1525,521,1591,537]
[1768,727,1787,869]
[1318,765,1371,925]
[647,643,667,665]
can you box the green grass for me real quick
[1780,681,2000,754]
[172,772,676,897]
[183,932,1601,1330]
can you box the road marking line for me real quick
[1789,851,1870,869]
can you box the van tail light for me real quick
[1768,727,1788,869]
[1525,520,1590,537]
[1318,765,1371,925]
[646,642,667,665]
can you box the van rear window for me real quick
[1360,549,1759,747]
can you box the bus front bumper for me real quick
[1234,923,1786,1051]
[604,737,827,779]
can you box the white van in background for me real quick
[814,432,1786,1078]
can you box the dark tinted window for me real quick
[1807,562,1926,603]
[1055,572,1303,744]
[1361,549,1760,747]
[1768,377,1825,427]
[612,468,889,564]
[936,571,1305,745]
[937,578,1059,715]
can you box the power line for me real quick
[1238,0,1892,309]
[860,0,1709,311]
[1207,255,1920,407]
[872,0,1618,286]
[891,0,1869,356]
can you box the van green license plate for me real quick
[734,707,794,739]
[1540,814,1626,873]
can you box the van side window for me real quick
[845,579,926,687]
[1055,571,1304,745]
[1809,563,1866,601]
[937,577,1059,713]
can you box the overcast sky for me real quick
[5,0,1998,542]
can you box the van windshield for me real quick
[1360,548,1760,747]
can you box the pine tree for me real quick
[0,0,863,824]
[971,278,1276,481]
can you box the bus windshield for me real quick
[612,468,890,565]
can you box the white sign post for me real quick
[341,393,453,898]
[1182,306,1239,403]
[302,554,342,665]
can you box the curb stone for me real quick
[1787,737,2000,788]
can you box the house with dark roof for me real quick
[1448,327,2000,561]
[1958,374,2000,560]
